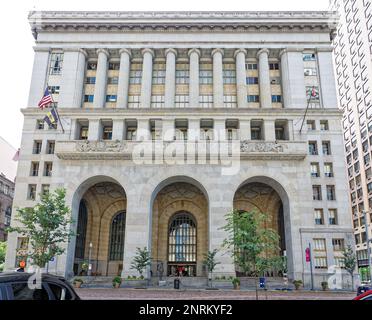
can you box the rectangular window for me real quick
[106,95,117,103]
[151,95,165,108]
[200,119,214,141]
[251,120,263,141]
[108,62,120,70]
[84,95,94,103]
[324,163,334,178]
[322,141,331,155]
[36,120,44,130]
[79,126,89,140]
[41,184,50,196]
[48,86,60,94]
[314,209,324,225]
[313,185,322,201]
[311,163,320,178]
[199,95,213,108]
[247,95,260,103]
[246,63,258,70]
[313,238,327,269]
[126,120,138,141]
[327,185,336,201]
[303,53,316,61]
[175,120,188,141]
[320,120,329,131]
[107,77,119,85]
[27,185,36,200]
[269,63,280,70]
[223,95,237,108]
[49,53,64,75]
[246,77,259,85]
[307,120,316,131]
[332,239,345,251]
[46,141,55,155]
[30,162,39,177]
[199,70,213,84]
[309,141,318,155]
[306,86,320,101]
[223,65,236,84]
[152,64,166,85]
[87,62,97,70]
[272,95,282,103]
[175,95,189,108]
[33,141,42,154]
[304,68,318,76]
[44,162,53,177]
[127,95,140,108]
[129,64,142,84]
[102,126,113,140]
[85,77,96,84]
[175,63,189,84]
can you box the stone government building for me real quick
[5,11,357,287]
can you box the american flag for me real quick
[38,88,53,110]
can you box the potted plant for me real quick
[321,281,328,291]
[113,276,122,288]
[73,278,83,288]
[293,280,303,290]
[232,278,240,290]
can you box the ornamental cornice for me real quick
[28,10,339,38]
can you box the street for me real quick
[75,288,356,300]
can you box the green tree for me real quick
[0,242,6,272]
[7,188,74,269]
[221,209,281,300]
[130,247,152,278]
[342,245,357,291]
[203,249,220,288]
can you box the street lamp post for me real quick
[362,211,372,283]
[88,242,93,280]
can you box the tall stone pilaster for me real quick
[140,49,154,108]
[165,49,177,109]
[117,49,132,108]
[257,49,272,109]
[93,49,109,108]
[234,49,248,109]
[212,49,224,108]
[188,49,201,108]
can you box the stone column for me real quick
[93,49,109,108]
[188,119,201,141]
[214,119,226,141]
[234,49,248,109]
[59,49,87,108]
[188,49,201,108]
[162,119,175,141]
[240,120,251,140]
[117,49,132,108]
[87,119,101,141]
[264,120,276,141]
[137,119,151,141]
[140,49,154,108]
[112,120,125,140]
[317,48,338,109]
[212,49,224,108]
[257,49,272,109]
[28,48,50,108]
[165,49,177,109]
[280,48,307,108]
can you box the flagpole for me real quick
[49,91,65,134]
[300,86,315,134]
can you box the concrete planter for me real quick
[122,280,148,288]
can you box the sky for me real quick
[0,0,330,148]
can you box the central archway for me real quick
[69,177,127,277]
[233,177,291,277]
[150,177,209,278]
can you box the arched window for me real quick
[168,212,197,263]
[75,200,88,260]
[109,211,126,261]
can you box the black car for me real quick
[0,272,80,300]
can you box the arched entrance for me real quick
[151,179,209,277]
[71,180,127,277]
[233,179,289,277]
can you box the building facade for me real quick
[5,11,356,288]
[331,0,372,281]
[0,174,14,242]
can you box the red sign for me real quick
[305,248,311,262]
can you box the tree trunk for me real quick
[350,272,354,292]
